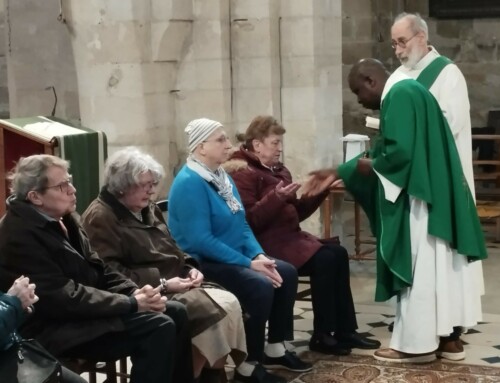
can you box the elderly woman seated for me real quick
[168,118,312,383]
[0,154,193,383]
[223,115,381,355]
[82,147,247,383]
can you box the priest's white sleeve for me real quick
[373,169,402,203]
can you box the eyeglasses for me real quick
[38,175,74,194]
[138,180,159,191]
[391,33,419,50]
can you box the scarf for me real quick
[187,155,242,214]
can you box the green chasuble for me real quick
[338,79,487,302]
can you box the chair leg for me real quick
[88,371,97,383]
[119,358,128,383]
[103,362,118,383]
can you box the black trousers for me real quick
[62,301,193,383]
[60,366,88,383]
[200,258,298,362]
[298,243,358,334]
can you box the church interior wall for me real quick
[342,0,500,137]
[1,0,499,234]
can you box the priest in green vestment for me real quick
[304,59,487,364]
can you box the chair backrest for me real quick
[62,357,129,383]
[156,199,168,212]
[156,199,168,221]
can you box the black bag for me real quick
[0,339,62,383]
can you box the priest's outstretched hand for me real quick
[302,168,337,196]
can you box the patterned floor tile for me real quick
[290,298,500,366]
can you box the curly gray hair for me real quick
[8,155,70,199]
[104,147,165,196]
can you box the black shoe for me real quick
[335,332,381,350]
[262,350,312,372]
[233,364,286,383]
[309,333,351,355]
[199,367,226,383]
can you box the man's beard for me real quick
[399,48,422,69]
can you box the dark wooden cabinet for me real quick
[0,116,107,215]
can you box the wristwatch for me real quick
[160,278,169,293]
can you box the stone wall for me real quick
[2,1,343,235]
[4,0,79,119]
[342,0,500,137]
[0,0,9,117]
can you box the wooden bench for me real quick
[476,201,500,241]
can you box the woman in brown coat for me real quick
[224,115,381,355]
[82,147,247,383]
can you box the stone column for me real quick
[64,0,193,186]
[280,0,343,235]
[230,0,281,133]
[0,0,9,118]
[173,0,232,160]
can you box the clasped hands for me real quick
[7,275,39,314]
[251,254,283,288]
[165,268,204,293]
[134,268,204,312]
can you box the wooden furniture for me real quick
[473,134,500,199]
[63,358,129,383]
[0,116,107,215]
[0,118,55,215]
[476,201,500,241]
[321,189,375,261]
[472,131,500,240]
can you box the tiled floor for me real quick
[290,300,500,367]
[286,201,500,368]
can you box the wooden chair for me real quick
[321,189,375,261]
[156,199,168,212]
[62,358,129,383]
[473,132,500,241]
[156,199,168,222]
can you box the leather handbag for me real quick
[0,338,62,383]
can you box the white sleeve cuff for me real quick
[373,169,402,203]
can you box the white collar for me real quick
[381,71,411,103]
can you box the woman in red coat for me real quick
[224,115,381,355]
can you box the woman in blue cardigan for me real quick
[169,118,311,383]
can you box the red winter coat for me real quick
[224,147,329,268]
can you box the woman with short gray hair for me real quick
[83,147,247,383]
[103,147,165,197]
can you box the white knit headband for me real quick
[185,118,223,153]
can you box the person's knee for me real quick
[275,260,298,284]
[217,289,242,313]
[243,277,275,318]
[316,245,349,268]
[164,300,189,327]
[139,312,177,353]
